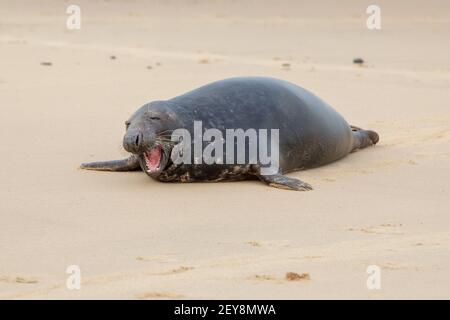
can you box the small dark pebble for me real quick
[353,58,364,64]
[146,65,152,70]
[156,62,161,66]
[282,63,291,68]
[110,55,116,60]
[41,62,52,66]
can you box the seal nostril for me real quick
[134,134,140,147]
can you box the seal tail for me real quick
[350,125,379,152]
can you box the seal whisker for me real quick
[155,136,179,140]
[156,136,181,140]
[155,138,176,145]
[157,129,175,135]
[156,132,180,137]
[156,135,182,140]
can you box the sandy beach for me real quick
[0,0,449,299]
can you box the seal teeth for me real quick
[144,146,162,172]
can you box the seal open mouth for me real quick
[143,145,162,173]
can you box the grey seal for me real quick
[81,77,379,191]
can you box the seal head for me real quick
[122,101,180,178]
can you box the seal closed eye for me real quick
[80,77,379,191]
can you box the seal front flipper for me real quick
[258,173,313,191]
[80,155,140,172]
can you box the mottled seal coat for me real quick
[81,77,379,190]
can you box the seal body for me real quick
[81,77,379,191]
[167,77,352,173]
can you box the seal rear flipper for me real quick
[350,125,380,152]
[258,173,313,191]
[80,155,141,172]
